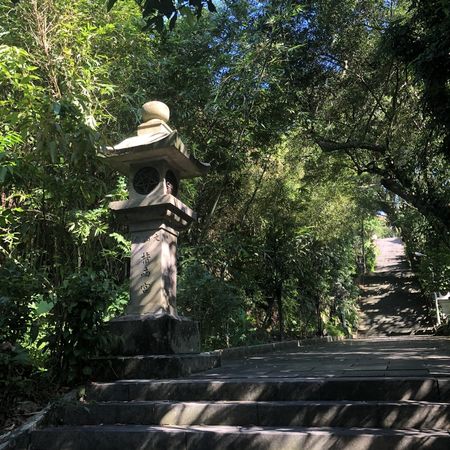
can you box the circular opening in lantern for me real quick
[133,167,160,195]
[165,170,179,197]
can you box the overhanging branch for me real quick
[316,139,386,153]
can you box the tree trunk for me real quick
[275,282,284,341]
[361,216,366,273]
[316,297,323,336]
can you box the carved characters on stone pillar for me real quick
[129,227,179,316]
[149,231,161,242]
[141,251,152,266]
[140,251,151,293]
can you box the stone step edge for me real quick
[59,399,450,406]
[212,336,348,361]
[33,424,450,437]
[212,335,445,362]
[87,376,447,402]
[92,375,441,383]
[30,424,450,450]
[91,351,221,381]
[92,352,219,361]
[47,399,450,429]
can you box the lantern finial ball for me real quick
[142,101,170,123]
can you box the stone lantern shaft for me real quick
[129,220,178,317]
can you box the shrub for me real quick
[178,260,249,350]
[46,269,119,383]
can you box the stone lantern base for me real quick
[107,313,200,356]
[91,313,220,381]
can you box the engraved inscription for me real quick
[141,251,152,266]
[140,251,152,292]
[141,282,151,293]
[148,231,160,242]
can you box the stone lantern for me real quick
[103,101,209,356]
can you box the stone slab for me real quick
[184,425,450,450]
[46,399,450,429]
[87,377,440,403]
[152,401,258,426]
[202,337,450,380]
[30,425,186,450]
[30,425,450,450]
[436,378,450,401]
[92,353,219,381]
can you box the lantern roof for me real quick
[102,101,209,179]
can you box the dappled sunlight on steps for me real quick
[358,238,434,337]
[29,336,450,450]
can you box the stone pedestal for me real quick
[108,313,200,356]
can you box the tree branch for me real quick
[381,177,450,237]
[316,139,386,153]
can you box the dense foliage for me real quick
[1,0,448,429]
[108,0,218,31]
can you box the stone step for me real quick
[30,424,450,450]
[91,353,220,381]
[48,399,450,430]
[87,377,444,402]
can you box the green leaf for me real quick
[0,167,7,183]
[181,7,196,26]
[35,299,53,315]
[30,321,39,342]
[48,141,57,163]
[11,348,30,365]
[52,102,61,115]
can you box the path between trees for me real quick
[358,237,434,336]
[191,236,445,380]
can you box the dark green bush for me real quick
[178,260,250,350]
[0,261,42,345]
[46,269,119,383]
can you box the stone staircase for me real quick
[30,375,450,449]
[357,238,435,337]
